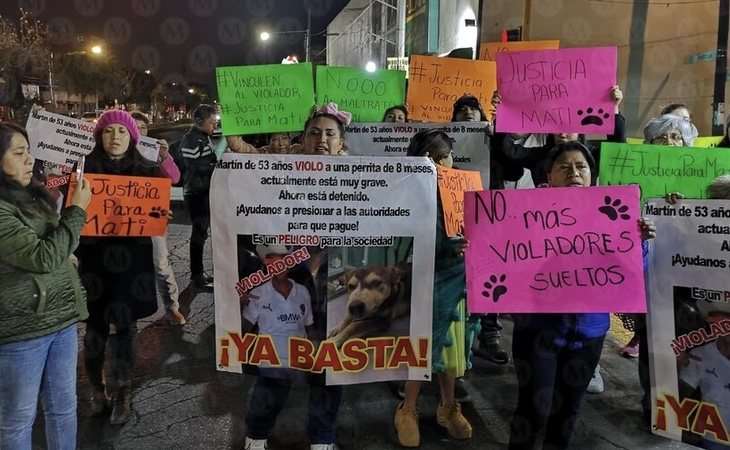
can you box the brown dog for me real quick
[328,263,412,348]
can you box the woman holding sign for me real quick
[75,110,164,426]
[0,122,92,449]
[394,129,473,447]
[508,141,655,450]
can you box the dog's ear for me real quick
[388,266,404,283]
[339,270,354,288]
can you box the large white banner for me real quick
[211,154,437,385]
[646,198,730,448]
[345,121,490,185]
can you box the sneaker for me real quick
[454,378,471,403]
[475,342,510,365]
[436,401,472,439]
[192,272,214,289]
[587,364,604,394]
[394,401,420,447]
[243,437,268,450]
[310,445,335,450]
[164,309,186,326]
[622,335,640,358]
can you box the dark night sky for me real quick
[2,0,349,95]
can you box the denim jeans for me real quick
[152,234,180,311]
[509,327,605,450]
[184,192,211,276]
[0,324,78,450]
[479,313,503,344]
[245,374,342,444]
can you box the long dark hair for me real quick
[544,141,597,185]
[85,139,158,175]
[406,129,453,163]
[0,122,56,216]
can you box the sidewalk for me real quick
[36,223,693,449]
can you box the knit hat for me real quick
[93,110,141,144]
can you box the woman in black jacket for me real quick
[76,110,164,425]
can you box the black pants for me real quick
[184,192,211,275]
[84,320,138,382]
[509,328,605,450]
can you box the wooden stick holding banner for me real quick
[66,173,171,237]
[464,185,645,313]
[437,166,483,237]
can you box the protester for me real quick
[0,122,91,449]
[643,113,696,147]
[660,103,699,142]
[241,244,316,450]
[451,94,510,366]
[76,110,165,425]
[181,104,218,289]
[260,132,292,154]
[383,105,408,123]
[508,141,656,450]
[495,85,626,186]
[130,111,185,325]
[394,129,472,447]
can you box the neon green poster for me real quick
[216,63,315,135]
[315,66,406,122]
[599,142,730,198]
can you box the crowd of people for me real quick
[0,82,727,450]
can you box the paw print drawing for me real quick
[577,107,610,126]
[148,206,166,219]
[598,196,630,221]
[482,274,508,303]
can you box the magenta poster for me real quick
[464,185,646,313]
[495,47,617,134]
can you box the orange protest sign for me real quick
[67,173,171,237]
[437,166,483,237]
[406,55,496,122]
[478,40,560,61]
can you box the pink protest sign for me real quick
[495,47,617,134]
[464,185,646,313]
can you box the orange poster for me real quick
[406,55,496,122]
[478,40,560,61]
[437,166,483,237]
[67,173,172,237]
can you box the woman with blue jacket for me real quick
[508,141,655,450]
[0,122,92,449]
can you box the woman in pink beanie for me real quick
[74,109,164,425]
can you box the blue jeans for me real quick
[0,324,78,450]
[508,327,605,450]
[152,234,180,311]
[245,374,342,444]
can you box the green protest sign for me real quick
[599,142,730,198]
[315,66,406,122]
[216,63,315,135]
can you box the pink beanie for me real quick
[93,110,140,144]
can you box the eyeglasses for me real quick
[652,133,682,142]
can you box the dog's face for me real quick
[339,266,404,319]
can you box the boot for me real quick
[394,401,420,447]
[110,380,132,425]
[436,401,472,439]
[85,359,108,414]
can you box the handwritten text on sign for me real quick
[67,173,171,237]
[406,55,496,122]
[496,47,617,134]
[216,63,315,135]
[437,166,483,237]
[479,40,560,61]
[599,142,730,199]
[315,66,406,122]
[463,185,645,313]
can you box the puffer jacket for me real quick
[0,187,87,344]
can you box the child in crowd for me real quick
[395,129,472,447]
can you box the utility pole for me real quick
[305,5,311,62]
[712,0,729,135]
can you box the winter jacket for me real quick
[180,126,217,195]
[75,151,162,328]
[0,185,87,344]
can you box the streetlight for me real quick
[258,6,312,62]
[365,61,377,72]
[260,31,271,41]
[90,45,102,55]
